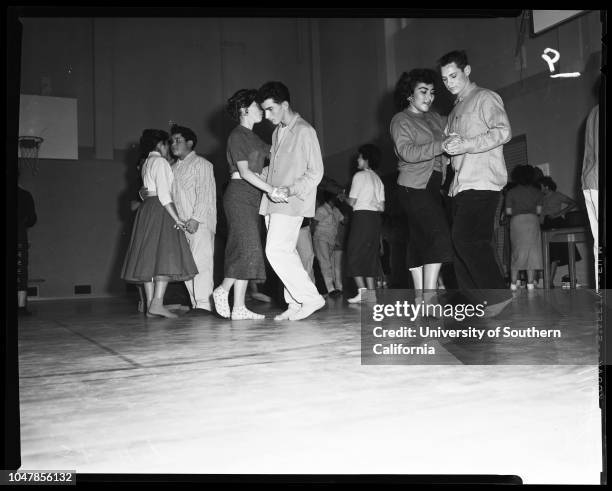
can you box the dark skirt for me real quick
[542,216,582,266]
[397,171,453,268]
[223,180,266,280]
[17,241,28,290]
[121,197,198,283]
[549,243,581,266]
[346,210,382,277]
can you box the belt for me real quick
[144,191,158,198]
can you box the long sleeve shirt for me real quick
[259,113,324,218]
[444,82,511,197]
[390,109,448,189]
[581,105,598,190]
[172,151,217,232]
[142,151,174,206]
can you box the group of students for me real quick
[121,124,216,319]
[310,143,386,304]
[504,167,581,290]
[384,49,598,306]
[121,48,599,322]
[121,76,390,320]
[386,50,514,315]
[120,50,516,321]
[123,81,331,321]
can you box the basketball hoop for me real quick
[18,136,43,174]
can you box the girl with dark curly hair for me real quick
[212,89,274,320]
[390,68,453,301]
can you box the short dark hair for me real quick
[227,89,259,122]
[258,81,290,105]
[358,143,381,170]
[394,68,437,111]
[538,176,557,191]
[139,129,169,155]
[510,164,536,186]
[322,190,336,203]
[170,124,197,150]
[437,50,469,70]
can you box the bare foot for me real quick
[148,301,178,319]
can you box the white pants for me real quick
[583,189,599,291]
[265,214,321,307]
[296,226,315,282]
[184,226,215,310]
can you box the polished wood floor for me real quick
[17,289,602,483]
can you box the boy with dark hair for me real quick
[438,50,513,315]
[258,81,326,321]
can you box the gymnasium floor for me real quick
[16,288,603,483]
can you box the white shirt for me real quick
[349,169,385,211]
[142,151,174,206]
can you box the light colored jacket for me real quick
[259,113,324,218]
[445,83,511,197]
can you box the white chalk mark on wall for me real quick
[541,48,581,78]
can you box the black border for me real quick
[4,6,22,472]
[4,6,606,486]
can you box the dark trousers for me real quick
[451,190,510,304]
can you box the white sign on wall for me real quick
[19,94,78,160]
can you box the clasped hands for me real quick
[172,218,199,233]
[174,220,187,232]
[172,218,200,233]
[268,186,290,203]
[442,132,469,156]
[138,187,198,233]
[182,218,200,234]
